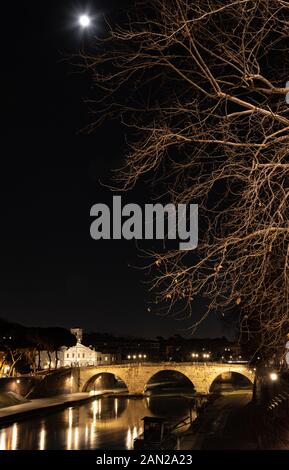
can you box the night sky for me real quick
[0,1,229,339]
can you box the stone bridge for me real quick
[78,362,255,395]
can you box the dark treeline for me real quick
[0,319,76,376]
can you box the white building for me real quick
[36,328,116,369]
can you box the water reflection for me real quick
[39,426,46,451]
[1,423,19,450]
[0,395,192,450]
[0,429,6,450]
[12,423,18,450]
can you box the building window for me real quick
[67,354,69,358]
[72,353,75,358]
[78,353,80,358]
[82,353,85,358]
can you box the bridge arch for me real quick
[209,369,254,393]
[144,369,195,394]
[82,372,129,393]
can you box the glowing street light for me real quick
[78,14,91,28]
[270,372,278,382]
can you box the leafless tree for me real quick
[81,0,289,354]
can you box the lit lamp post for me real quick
[270,372,278,381]
[270,371,278,397]
[202,353,210,361]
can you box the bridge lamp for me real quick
[270,372,278,382]
[138,354,142,358]
[127,355,131,360]
[133,355,136,359]
[143,354,147,359]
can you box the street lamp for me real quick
[270,371,278,397]
[270,372,278,382]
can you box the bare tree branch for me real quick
[82,0,289,353]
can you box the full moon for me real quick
[79,14,91,28]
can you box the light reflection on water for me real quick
[0,395,193,450]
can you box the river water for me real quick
[0,394,195,450]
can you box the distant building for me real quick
[36,328,117,369]
[83,332,161,362]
